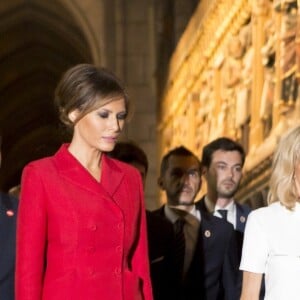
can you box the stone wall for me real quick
[158,0,300,208]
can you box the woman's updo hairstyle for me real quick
[54,64,129,128]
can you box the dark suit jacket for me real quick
[196,197,265,300]
[196,197,251,257]
[195,196,251,233]
[196,197,254,297]
[152,205,240,300]
[0,192,18,300]
[235,202,252,233]
[146,211,175,300]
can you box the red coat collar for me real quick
[53,144,125,198]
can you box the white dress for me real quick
[240,202,300,300]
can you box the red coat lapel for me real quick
[53,144,124,198]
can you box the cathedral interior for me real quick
[0,0,92,192]
[0,0,299,210]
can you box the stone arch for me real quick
[0,0,98,190]
[58,0,106,65]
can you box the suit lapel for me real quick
[187,208,218,266]
[153,205,166,219]
[184,208,215,295]
[100,155,125,198]
[198,210,218,248]
[156,204,216,245]
[235,203,247,232]
[196,196,209,213]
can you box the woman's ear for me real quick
[68,110,79,124]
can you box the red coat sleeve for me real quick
[16,164,47,300]
[130,171,153,300]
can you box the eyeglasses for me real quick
[170,168,201,179]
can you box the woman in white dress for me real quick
[240,125,300,300]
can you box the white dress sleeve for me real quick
[240,210,269,273]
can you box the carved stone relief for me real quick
[158,0,300,205]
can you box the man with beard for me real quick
[196,138,256,299]
[151,146,240,300]
[196,137,251,237]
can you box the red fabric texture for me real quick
[16,144,153,300]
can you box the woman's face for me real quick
[71,98,127,152]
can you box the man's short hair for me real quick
[160,146,201,176]
[109,141,148,173]
[201,137,245,168]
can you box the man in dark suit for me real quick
[152,145,240,300]
[0,135,18,300]
[109,141,175,300]
[195,137,251,253]
[195,137,264,299]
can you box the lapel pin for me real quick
[240,216,246,223]
[6,210,14,217]
[204,230,211,238]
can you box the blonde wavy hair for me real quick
[268,125,300,210]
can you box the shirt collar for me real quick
[215,199,235,212]
[164,204,200,224]
[205,195,235,213]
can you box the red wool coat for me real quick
[16,144,153,300]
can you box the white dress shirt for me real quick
[204,196,237,229]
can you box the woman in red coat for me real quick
[16,64,153,300]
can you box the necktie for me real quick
[217,209,228,220]
[173,218,186,281]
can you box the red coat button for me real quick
[89,224,97,231]
[114,267,121,275]
[88,267,95,275]
[87,246,95,253]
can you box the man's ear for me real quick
[201,166,208,178]
[68,110,79,124]
[157,177,165,190]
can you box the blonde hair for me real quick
[268,125,300,210]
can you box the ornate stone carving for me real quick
[158,0,300,206]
